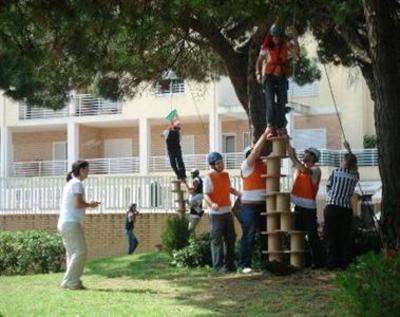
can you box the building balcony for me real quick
[18,104,69,120]
[86,157,140,175]
[13,160,68,177]
[75,94,122,117]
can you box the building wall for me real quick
[150,123,210,156]
[0,213,242,261]
[293,113,342,149]
[13,131,67,161]
[221,120,250,151]
[99,127,139,156]
[80,125,102,159]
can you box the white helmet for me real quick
[305,147,321,162]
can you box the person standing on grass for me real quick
[125,203,140,254]
[287,142,325,268]
[204,152,241,272]
[57,160,100,290]
[239,127,270,274]
[324,142,359,270]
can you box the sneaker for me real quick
[242,267,253,274]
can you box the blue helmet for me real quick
[207,152,223,165]
[270,24,285,38]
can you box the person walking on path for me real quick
[58,160,100,290]
[125,203,140,254]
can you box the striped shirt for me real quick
[326,168,359,208]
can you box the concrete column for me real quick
[209,112,221,152]
[68,90,76,116]
[139,118,150,175]
[0,127,12,177]
[67,122,79,170]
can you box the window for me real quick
[156,79,185,95]
[181,135,195,155]
[243,132,251,149]
[223,134,236,153]
[291,128,327,150]
[53,142,67,160]
[104,138,133,158]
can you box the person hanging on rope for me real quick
[162,111,187,182]
[255,23,300,137]
[287,141,325,268]
[187,168,204,232]
[204,152,241,272]
[239,127,270,274]
[324,141,359,270]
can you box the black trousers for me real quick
[295,206,325,267]
[323,204,353,269]
[168,148,186,179]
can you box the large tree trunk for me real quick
[363,0,400,249]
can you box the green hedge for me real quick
[171,233,212,268]
[335,252,400,317]
[161,215,190,256]
[0,230,65,275]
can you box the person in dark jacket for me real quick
[162,122,187,182]
[125,203,139,254]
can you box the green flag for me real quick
[165,109,178,122]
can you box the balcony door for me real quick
[52,142,67,160]
[222,134,236,169]
[104,138,133,158]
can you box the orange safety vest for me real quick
[242,160,267,191]
[263,42,289,75]
[208,171,231,208]
[291,170,319,209]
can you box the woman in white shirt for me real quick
[58,160,100,290]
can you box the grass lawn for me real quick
[0,252,343,317]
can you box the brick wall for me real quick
[0,213,242,261]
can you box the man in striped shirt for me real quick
[324,145,359,270]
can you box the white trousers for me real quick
[58,222,88,288]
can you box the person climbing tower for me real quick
[255,23,300,137]
[162,110,186,182]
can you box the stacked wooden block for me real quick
[171,180,186,215]
[262,137,306,268]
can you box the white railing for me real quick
[299,148,378,167]
[13,160,68,177]
[0,175,241,214]
[75,94,122,116]
[19,104,68,120]
[156,79,185,95]
[86,157,140,175]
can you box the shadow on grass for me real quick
[85,252,337,316]
[91,288,161,295]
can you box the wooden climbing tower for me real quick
[171,180,186,215]
[262,137,306,268]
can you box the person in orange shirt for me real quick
[287,141,324,268]
[256,24,299,137]
[204,152,241,272]
[239,128,270,273]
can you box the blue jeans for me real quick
[239,204,267,268]
[263,75,288,129]
[126,229,138,254]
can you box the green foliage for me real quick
[292,47,321,86]
[363,135,377,148]
[334,252,400,317]
[171,233,212,268]
[161,215,190,256]
[0,230,65,275]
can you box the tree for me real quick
[304,0,400,250]
[0,1,399,248]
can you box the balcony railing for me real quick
[86,157,140,175]
[300,148,378,167]
[75,94,122,117]
[13,160,68,177]
[19,104,68,120]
